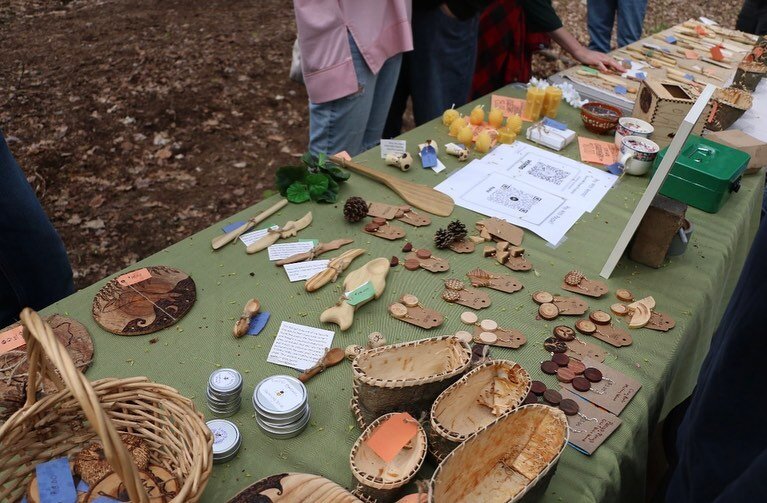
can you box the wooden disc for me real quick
[616,289,634,302]
[610,303,629,316]
[532,291,554,304]
[538,303,560,320]
[92,266,196,336]
[589,310,612,325]
[388,303,408,318]
[575,319,597,334]
[0,314,93,419]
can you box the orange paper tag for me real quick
[365,412,419,463]
[684,50,700,60]
[0,326,25,355]
[490,95,527,119]
[695,25,708,37]
[578,137,619,165]
[332,150,352,161]
[116,268,151,286]
[710,46,724,61]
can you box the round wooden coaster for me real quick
[92,265,196,336]
[0,314,93,419]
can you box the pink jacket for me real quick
[293,0,413,104]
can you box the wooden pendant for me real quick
[564,339,606,363]
[448,239,475,254]
[484,241,533,271]
[475,217,524,245]
[645,311,676,331]
[92,265,196,336]
[441,279,491,310]
[591,323,633,347]
[367,201,431,227]
[319,258,389,331]
[246,211,313,254]
[471,325,526,349]
[404,251,450,273]
[466,268,523,294]
[561,270,609,298]
[388,295,444,329]
[362,221,406,240]
[552,295,589,315]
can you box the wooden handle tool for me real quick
[211,198,288,250]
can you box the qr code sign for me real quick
[487,184,541,214]
[528,162,568,186]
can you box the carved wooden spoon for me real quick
[298,348,345,382]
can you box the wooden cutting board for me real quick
[92,265,196,336]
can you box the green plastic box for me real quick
[651,135,750,213]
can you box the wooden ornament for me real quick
[616,289,635,302]
[628,302,652,328]
[275,238,354,266]
[233,298,260,338]
[320,258,390,331]
[0,314,93,419]
[552,296,589,316]
[92,265,196,336]
[611,303,629,315]
[487,240,533,271]
[305,248,366,292]
[246,211,313,254]
[149,465,180,499]
[346,344,365,361]
[362,221,406,240]
[561,270,609,298]
[448,239,475,254]
[628,296,656,310]
[466,268,523,294]
[645,311,676,332]
[589,310,612,325]
[592,323,633,347]
[471,325,527,349]
[475,217,524,246]
[441,280,491,310]
[388,296,445,329]
[228,473,361,503]
[211,198,289,250]
[404,251,450,273]
[564,339,607,363]
[538,303,559,320]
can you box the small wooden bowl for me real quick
[580,102,622,135]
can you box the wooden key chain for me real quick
[441,279,492,310]
[466,268,523,294]
[577,311,633,347]
[531,291,588,318]
[404,250,450,273]
[561,270,609,298]
[362,218,406,240]
[388,294,444,329]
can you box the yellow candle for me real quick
[475,131,493,152]
[488,108,504,128]
[542,86,563,118]
[506,114,522,134]
[497,128,517,144]
[457,125,474,145]
[523,86,546,121]
[449,116,467,136]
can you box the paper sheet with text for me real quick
[267,322,335,371]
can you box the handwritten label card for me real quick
[283,260,329,282]
[239,225,279,246]
[267,241,315,261]
[380,139,407,158]
[578,137,620,165]
[365,412,419,462]
[0,326,25,356]
[267,321,335,371]
[491,95,526,118]
[561,389,622,455]
[35,457,77,503]
[345,281,376,306]
[562,358,641,415]
[116,268,151,287]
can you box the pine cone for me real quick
[434,228,453,249]
[343,196,368,223]
[446,220,467,241]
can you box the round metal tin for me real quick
[255,408,310,439]
[255,403,310,426]
[207,419,242,463]
[253,375,307,419]
[209,368,243,395]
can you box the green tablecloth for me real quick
[35,87,762,502]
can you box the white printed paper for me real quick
[380,139,407,158]
[267,321,335,371]
[239,225,279,246]
[267,241,315,261]
[283,260,329,282]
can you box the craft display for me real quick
[92,265,196,336]
[349,413,427,503]
[475,130,494,153]
[559,358,641,416]
[561,270,609,298]
[623,296,676,331]
[0,309,211,503]
[252,375,310,439]
[305,248,366,292]
[388,294,445,329]
[580,316,633,347]
[367,202,431,227]
[233,299,261,338]
[471,320,527,349]
[211,198,289,250]
[441,279,491,310]
[320,258,390,331]
[429,360,530,460]
[367,332,387,349]
[350,336,472,428]
[207,368,244,417]
[525,121,577,151]
[429,404,568,503]
[345,345,365,362]
[227,473,361,503]
[403,250,450,273]
[275,239,354,266]
[363,218,406,240]
[385,152,414,172]
[531,291,589,316]
[246,212,313,254]
[344,196,369,223]
[466,268,523,294]
[483,241,533,271]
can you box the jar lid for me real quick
[209,368,243,394]
[207,419,241,460]
[253,375,307,417]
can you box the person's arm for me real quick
[440,0,492,20]
[549,27,625,73]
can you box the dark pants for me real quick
[587,0,648,53]
[383,7,479,137]
[0,133,73,327]
[736,0,767,35]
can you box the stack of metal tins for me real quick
[253,375,310,438]
[207,368,243,417]
[206,419,242,464]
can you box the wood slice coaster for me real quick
[561,277,609,298]
[475,217,524,246]
[92,265,196,336]
[0,314,93,419]
[471,326,526,349]
[645,311,676,332]
[466,268,523,294]
[448,239,475,254]
[404,252,450,273]
[552,296,589,315]
[564,339,606,363]
[591,324,632,347]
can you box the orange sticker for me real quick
[332,150,352,161]
[490,95,527,119]
[578,137,620,165]
[116,268,151,286]
[684,50,700,60]
[695,25,708,36]
[710,46,724,62]
[0,326,25,355]
[365,412,419,463]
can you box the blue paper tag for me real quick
[35,457,77,503]
[91,498,122,503]
[247,311,270,336]
[606,162,624,175]
[542,117,567,130]
[635,72,647,80]
[614,85,628,95]
[665,35,677,44]
[222,221,245,233]
[346,281,376,306]
[420,145,437,168]
[76,480,89,493]
[683,73,694,81]
[299,238,319,247]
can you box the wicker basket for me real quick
[706,87,753,131]
[733,61,767,92]
[429,404,569,503]
[228,473,362,502]
[429,360,530,461]
[351,336,472,428]
[350,413,427,503]
[0,309,212,502]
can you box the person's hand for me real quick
[573,47,625,73]
[440,3,456,18]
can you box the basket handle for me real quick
[19,308,149,503]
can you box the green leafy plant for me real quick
[276,152,350,204]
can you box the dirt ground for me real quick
[0,0,742,289]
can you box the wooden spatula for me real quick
[329,155,454,217]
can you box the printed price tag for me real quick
[346,281,376,306]
[116,268,151,286]
[35,457,77,503]
[0,326,25,355]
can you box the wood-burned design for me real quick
[92,266,196,336]
[472,325,527,349]
[561,270,608,298]
[227,473,359,503]
[466,268,523,294]
[441,279,491,310]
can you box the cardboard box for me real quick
[705,129,767,174]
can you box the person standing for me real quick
[587,0,648,53]
[736,0,767,36]
[293,0,413,157]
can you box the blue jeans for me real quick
[384,6,479,137]
[308,34,402,157]
[587,0,648,53]
[0,132,73,327]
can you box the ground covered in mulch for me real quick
[0,0,743,289]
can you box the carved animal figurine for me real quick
[385,152,414,172]
[233,299,261,338]
[320,258,390,331]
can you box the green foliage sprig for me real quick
[276,152,350,204]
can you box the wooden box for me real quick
[629,194,687,268]
[631,79,712,149]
